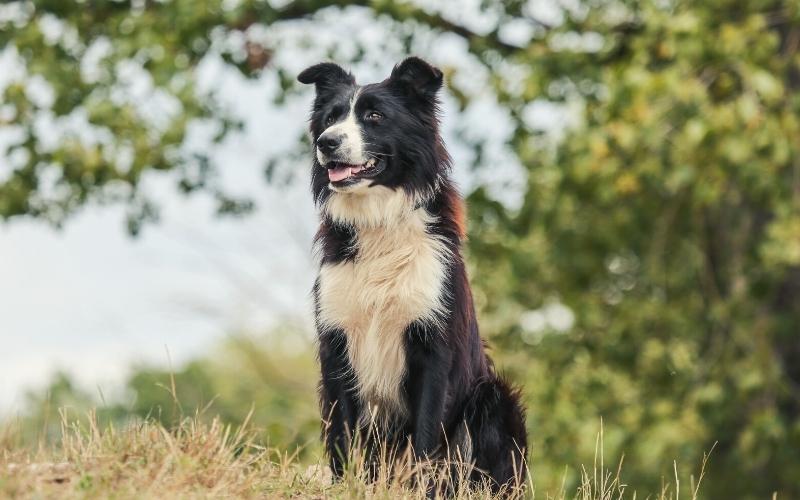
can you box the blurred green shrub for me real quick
[16,328,321,459]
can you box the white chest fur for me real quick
[316,203,450,419]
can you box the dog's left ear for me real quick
[389,57,443,101]
[298,62,355,92]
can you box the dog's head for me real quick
[299,57,448,220]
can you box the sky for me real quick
[0,4,559,415]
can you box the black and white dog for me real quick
[299,57,527,493]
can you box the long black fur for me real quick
[300,57,528,494]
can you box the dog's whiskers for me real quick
[363,150,394,157]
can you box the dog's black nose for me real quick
[317,135,341,155]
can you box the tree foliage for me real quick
[464,2,800,498]
[3,1,800,498]
[0,0,298,230]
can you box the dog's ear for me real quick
[389,57,443,101]
[298,62,354,91]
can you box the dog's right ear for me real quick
[298,63,354,91]
[389,57,443,102]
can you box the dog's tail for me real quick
[461,375,528,495]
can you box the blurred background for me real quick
[1,0,799,498]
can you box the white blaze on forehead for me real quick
[316,88,365,165]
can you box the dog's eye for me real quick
[365,111,383,122]
[325,115,336,126]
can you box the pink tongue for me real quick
[328,166,352,182]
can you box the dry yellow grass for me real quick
[0,411,710,499]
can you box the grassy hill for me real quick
[0,412,709,499]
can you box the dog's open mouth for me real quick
[327,157,384,183]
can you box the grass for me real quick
[0,411,711,499]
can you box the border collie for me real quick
[298,57,527,494]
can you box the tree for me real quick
[0,0,310,231]
[463,1,800,497]
[0,0,500,232]
[3,1,799,498]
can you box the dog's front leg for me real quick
[319,328,360,478]
[405,322,453,459]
